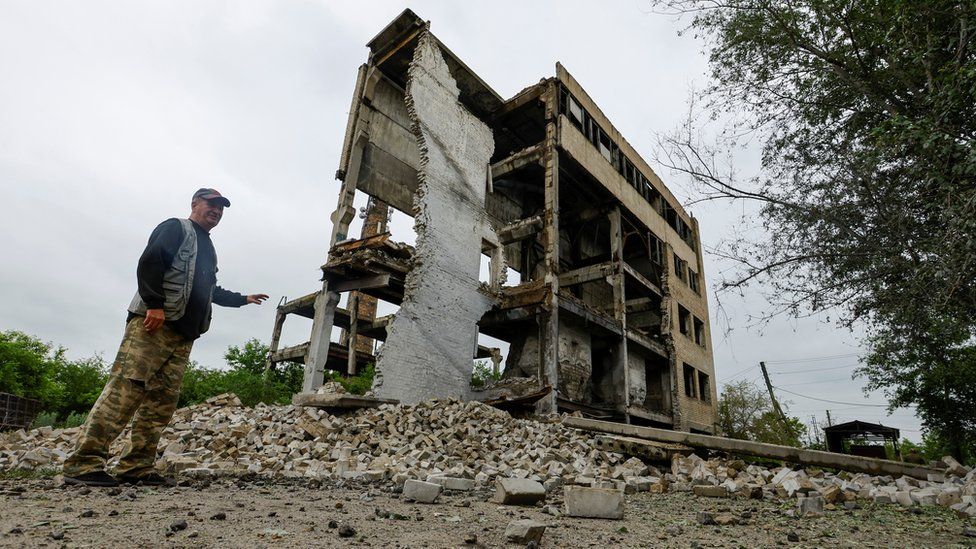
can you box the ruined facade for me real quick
[268,10,719,432]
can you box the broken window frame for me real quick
[688,268,700,294]
[697,371,711,403]
[673,255,687,282]
[683,363,697,399]
[693,316,706,347]
[649,233,664,266]
[677,304,691,336]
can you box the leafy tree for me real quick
[718,380,804,446]
[50,356,108,419]
[225,338,303,395]
[859,315,976,462]
[653,0,976,458]
[0,331,60,406]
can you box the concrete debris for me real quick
[692,484,729,498]
[563,486,625,519]
[667,452,976,516]
[797,495,824,517]
[504,519,546,544]
[3,393,976,522]
[494,478,546,505]
[402,479,442,503]
[0,394,627,491]
[943,455,970,478]
[315,382,347,395]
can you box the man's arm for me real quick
[137,219,183,333]
[213,287,268,307]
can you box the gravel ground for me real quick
[1,476,974,548]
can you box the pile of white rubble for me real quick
[668,453,976,517]
[1,392,974,518]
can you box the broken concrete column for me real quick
[371,29,497,405]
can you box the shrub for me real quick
[470,360,502,388]
[30,411,58,429]
[334,365,375,395]
[62,412,87,429]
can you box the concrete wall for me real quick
[627,347,647,404]
[372,31,496,404]
[556,318,592,403]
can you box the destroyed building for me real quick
[267,10,719,433]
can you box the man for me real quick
[62,188,269,487]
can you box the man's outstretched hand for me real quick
[144,308,165,333]
[246,294,269,305]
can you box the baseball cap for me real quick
[192,188,231,208]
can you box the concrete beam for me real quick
[558,261,617,287]
[490,143,544,180]
[497,214,544,245]
[622,262,663,297]
[563,417,943,480]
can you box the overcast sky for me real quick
[0,0,921,439]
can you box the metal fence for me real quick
[0,392,42,431]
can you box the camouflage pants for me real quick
[62,317,192,478]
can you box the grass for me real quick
[0,468,58,480]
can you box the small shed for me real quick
[824,420,900,459]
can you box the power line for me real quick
[772,386,890,407]
[777,376,854,388]
[719,364,758,382]
[770,363,861,375]
[764,352,861,365]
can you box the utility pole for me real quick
[759,361,788,425]
[826,409,833,427]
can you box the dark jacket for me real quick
[127,218,246,340]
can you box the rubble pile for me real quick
[1,393,974,520]
[668,453,976,518]
[0,394,635,487]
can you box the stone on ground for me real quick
[504,519,546,544]
[693,484,728,498]
[563,486,624,520]
[494,478,545,505]
[402,479,442,504]
[797,495,824,517]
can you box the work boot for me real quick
[118,472,176,486]
[63,471,119,487]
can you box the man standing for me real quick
[62,188,269,486]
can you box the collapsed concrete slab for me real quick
[371,29,496,404]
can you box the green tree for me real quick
[50,356,108,419]
[654,0,976,458]
[225,338,303,395]
[0,331,60,407]
[859,315,976,462]
[718,380,804,446]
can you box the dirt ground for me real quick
[1,475,974,548]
